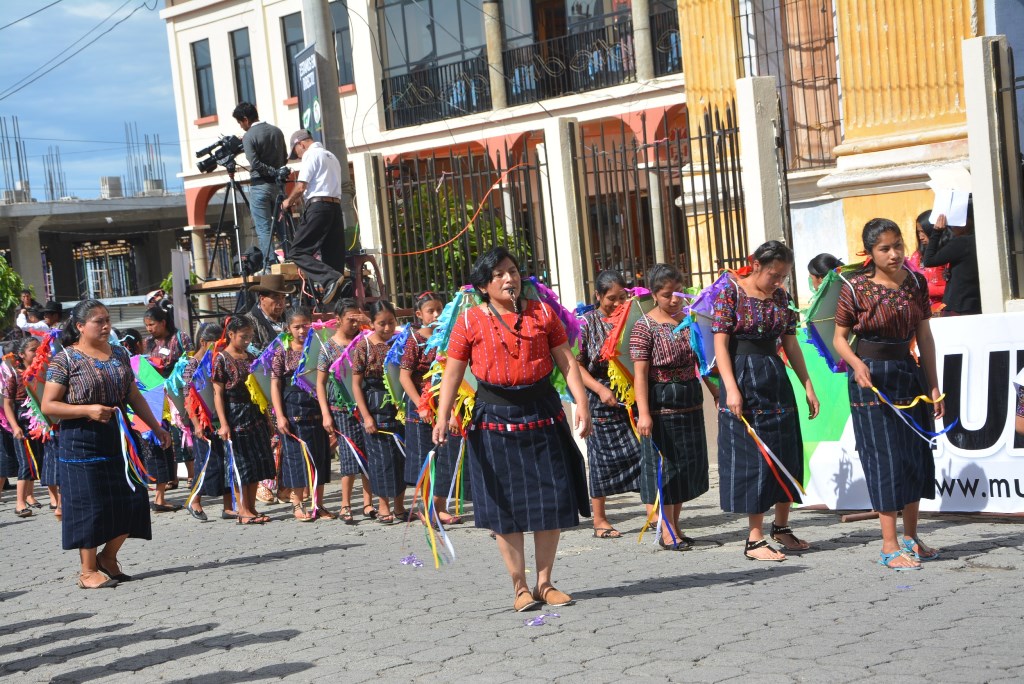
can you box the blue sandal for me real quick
[901,536,939,561]
[878,550,921,570]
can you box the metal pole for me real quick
[301,0,357,233]
[482,0,507,110]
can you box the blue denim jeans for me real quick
[248,182,277,265]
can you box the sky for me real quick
[0,0,182,200]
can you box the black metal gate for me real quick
[994,42,1024,298]
[576,106,748,293]
[381,144,552,311]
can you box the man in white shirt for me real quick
[16,300,61,335]
[281,129,347,305]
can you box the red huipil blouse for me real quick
[447,300,568,387]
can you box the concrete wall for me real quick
[789,199,847,303]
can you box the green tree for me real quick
[0,255,28,329]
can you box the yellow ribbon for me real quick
[871,388,945,410]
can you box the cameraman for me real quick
[232,102,286,270]
[281,129,346,305]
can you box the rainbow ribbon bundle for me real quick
[408,448,456,568]
[186,437,213,510]
[636,444,677,547]
[223,439,244,510]
[114,408,151,492]
[334,429,371,482]
[288,433,322,515]
[21,439,39,479]
[444,438,468,518]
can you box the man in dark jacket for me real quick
[233,102,287,270]
[923,211,981,315]
[244,275,295,350]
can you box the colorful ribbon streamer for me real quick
[114,408,152,492]
[224,439,244,512]
[287,433,321,515]
[636,438,677,547]
[186,437,212,510]
[738,415,805,501]
[408,448,456,569]
[21,439,39,479]
[870,388,956,446]
[445,438,467,516]
[334,429,372,482]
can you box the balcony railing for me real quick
[382,55,491,129]
[652,9,682,76]
[503,17,637,106]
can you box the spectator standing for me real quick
[233,102,287,270]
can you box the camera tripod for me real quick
[206,164,250,281]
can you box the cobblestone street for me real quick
[2,463,1023,683]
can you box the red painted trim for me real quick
[194,115,218,126]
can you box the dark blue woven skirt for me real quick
[140,427,175,485]
[13,431,42,481]
[193,437,227,497]
[467,382,589,534]
[362,382,405,498]
[171,425,193,463]
[849,358,935,511]
[586,386,641,498]
[331,408,365,476]
[639,380,708,505]
[279,388,330,489]
[58,417,151,550]
[0,430,17,478]
[40,433,59,487]
[718,352,804,513]
[226,401,276,485]
[403,399,433,486]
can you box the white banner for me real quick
[804,311,1024,513]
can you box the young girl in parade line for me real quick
[632,264,716,550]
[142,303,194,510]
[317,298,374,524]
[807,253,843,292]
[212,317,276,525]
[433,247,591,612]
[41,300,171,588]
[272,307,333,522]
[183,323,234,522]
[3,337,43,517]
[714,241,819,562]
[400,291,464,524]
[576,270,640,539]
[834,219,944,570]
[352,301,408,524]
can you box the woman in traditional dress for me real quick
[714,241,820,561]
[317,298,374,524]
[351,300,408,524]
[576,270,640,539]
[212,316,276,525]
[433,246,591,612]
[182,323,234,522]
[41,300,171,588]
[142,302,194,510]
[631,264,717,550]
[400,291,464,524]
[834,219,944,570]
[271,307,333,522]
[3,337,43,517]
[807,253,842,293]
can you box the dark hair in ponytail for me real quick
[61,299,107,347]
[595,269,626,297]
[333,297,360,316]
[751,240,795,266]
[14,336,39,367]
[225,316,253,335]
[363,300,396,321]
[807,253,843,278]
[414,291,445,311]
[143,300,177,335]
[647,263,682,294]
[469,246,521,302]
[284,306,313,326]
[861,218,902,274]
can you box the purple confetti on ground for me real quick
[400,554,424,568]
[524,617,547,627]
[896,585,912,590]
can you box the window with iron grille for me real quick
[329,2,355,86]
[192,39,216,117]
[735,0,841,171]
[230,28,256,104]
[282,12,305,97]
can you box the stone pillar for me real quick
[536,118,591,305]
[187,225,212,314]
[11,216,47,297]
[351,152,395,297]
[631,0,654,81]
[482,0,507,110]
[647,169,666,262]
[963,36,1017,312]
[736,76,785,248]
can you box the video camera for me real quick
[196,135,245,174]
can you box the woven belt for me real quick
[856,339,911,361]
[730,338,778,356]
[474,412,565,432]
[306,196,340,205]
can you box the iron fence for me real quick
[381,144,552,311]
[994,43,1024,299]
[651,9,683,77]
[382,55,492,129]
[735,0,841,171]
[576,106,748,294]
[503,15,636,107]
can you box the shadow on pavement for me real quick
[571,566,805,600]
[0,622,134,658]
[130,543,362,580]
[0,590,28,602]
[0,612,93,637]
[161,662,315,684]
